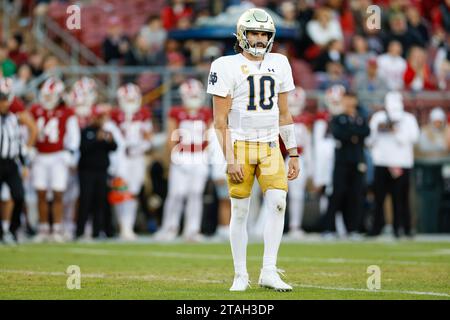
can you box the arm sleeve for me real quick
[394,115,420,145]
[206,58,234,97]
[64,115,80,152]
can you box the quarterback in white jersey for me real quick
[207,8,299,292]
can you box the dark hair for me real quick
[344,90,357,98]
[234,40,243,54]
[146,15,160,24]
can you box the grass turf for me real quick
[0,240,449,300]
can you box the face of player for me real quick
[246,31,269,51]
[40,92,60,110]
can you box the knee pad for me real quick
[231,197,250,222]
[265,189,287,215]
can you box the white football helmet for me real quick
[117,83,142,116]
[0,77,14,103]
[385,91,404,121]
[324,85,345,115]
[288,86,306,117]
[67,77,98,117]
[235,8,276,57]
[39,77,65,110]
[179,78,205,111]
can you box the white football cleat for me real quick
[33,232,50,243]
[120,230,137,241]
[51,232,66,243]
[183,233,205,243]
[2,231,17,245]
[258,268,293,292]
[287,229,305,240]
[229,273,250,292]
[153,229,177,242]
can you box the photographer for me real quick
[76,105,117,239]
[367,92,419,238]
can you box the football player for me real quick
[111,83,152,240]
[30,77,80,242]
[207,8,299,292]
[285,86,313,239]
[154,78,212,242]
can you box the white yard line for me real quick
[295,284,450,298]
[1,269,449,298]
[61,247,444,266]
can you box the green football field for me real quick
[0,239,449,300]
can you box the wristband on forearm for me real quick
[280,124,297,150]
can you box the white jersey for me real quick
[207,53,295,142]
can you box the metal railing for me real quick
[23,65,450,131]
[33,15,105,66]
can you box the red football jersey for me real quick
[169,106,212,153]
[110,106,152,125]
[30,104,76,153]
[9,97,26,114]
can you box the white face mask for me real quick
[183,96,203,111]
[76,105,91,117]
[120,101,140,116]
[40,94,59,110]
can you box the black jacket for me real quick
[331,110,370,165]
[78,125,117,171]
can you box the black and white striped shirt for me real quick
[0,113,25,160]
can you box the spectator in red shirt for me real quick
[403,46,436,91]
[162,0,193,30]
[431,0,450,33]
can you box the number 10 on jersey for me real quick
[247,75,275,111]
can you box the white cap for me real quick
[430,107,446,122]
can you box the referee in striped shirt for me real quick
[0,79,25,243]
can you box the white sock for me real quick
[160,193,184,234]
[114,203,127,234]
[289,195,304,231]
[230,197,251,275]
[53,223,63,234]
[217,225,230,237]
[263,189,287,271]
[183,192,203,237]
[38,223,50,234]
[125,199,138,234]
[2,220,10,233]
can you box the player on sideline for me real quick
[207,8,299,292]
[154,78,212,242]
[30,77,80,242]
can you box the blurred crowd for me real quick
[2,1,450,96]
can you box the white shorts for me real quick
[168,161,209,198]
[32,151,70,192]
